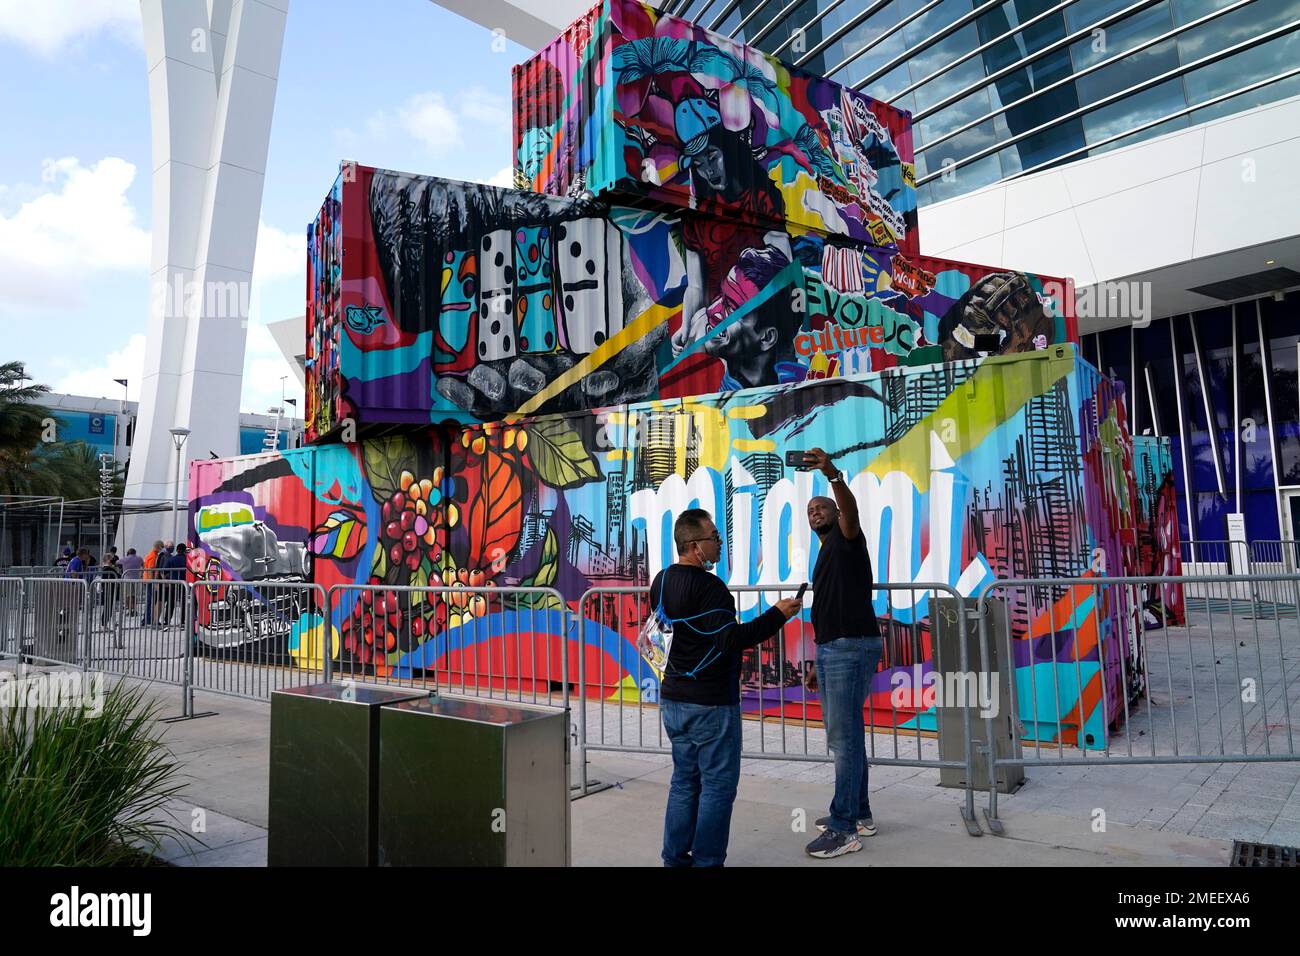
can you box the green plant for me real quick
[0,678,192,866]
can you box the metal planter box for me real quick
[377,696,569,866]
[268,682,430,866]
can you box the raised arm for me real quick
[805,447,859,539]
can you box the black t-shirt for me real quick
[648,563,787,706]
[811,523,881,643]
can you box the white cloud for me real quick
[253,218,303,284]
[399,92,463,151]
[53,333,145,401]
[241,321,302,417]
[0,157,150,308]
[367,87,512,155]
[0,0,140,56]
[479,166,514,188]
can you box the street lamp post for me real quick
[98,453,113,561]
[169,427,191,548]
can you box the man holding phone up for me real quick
[800,447,883,859]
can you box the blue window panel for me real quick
[1066,0,1144,32]
[916,86,995,143]
[862,62,914,110]
[1184,29,1300,111]
[1193,491,1230,541]
[911,25,989,114]
[1081,77,1186,145]
[1190,72,1300,124]
[1175,0,1300,65]
[925,145,1004,201]
[1070,2,1176,80]
[1262,294,1300,485]
[1135,317,1178,441]
[900,0,980,49]
[1243,490,1282,541]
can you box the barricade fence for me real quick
[3,570,1296,837]
[1177,539,1300,612]
[190,580,325,704]
[574,581,981,831]
[0,577,23,660]
[975,572,1300,833]
[322,584,569,707]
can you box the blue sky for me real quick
[0,0,527,415]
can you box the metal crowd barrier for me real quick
[1248,541,1300,611]
[85,578,189,690]
[975,572,1300,835]
[574,581,981,831]
[0,577,23,660]
[17,577,90,670]
[189,580,327,705]
[322,583,569,707]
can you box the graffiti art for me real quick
[513,0,919,252]
[305,165,1074,441]
[204,345,1140,748]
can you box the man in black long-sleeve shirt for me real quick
[648,508,800,867]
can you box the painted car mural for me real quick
[201,346,1144,749]
[305,166,1074,441]
[513,0,918,252]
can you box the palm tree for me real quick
[0,361,50,464]
[0,362,125,563]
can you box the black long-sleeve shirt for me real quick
[648,563,787,706]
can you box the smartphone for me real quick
[794,582,808,601]
[785,449,810,469]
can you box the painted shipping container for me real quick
[305,165,1075,439]
[202,345,1142,748]
[513,0,918,252]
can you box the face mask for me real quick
[697,543,716,573]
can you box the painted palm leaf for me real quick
[613,37,693,84]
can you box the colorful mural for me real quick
[305,166,1075,441]
[513,0,918,251]
[202,346,1140,749]
[1133,435,1186,626]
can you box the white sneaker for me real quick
[816,816,877,837]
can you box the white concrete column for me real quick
[124,0,288,549]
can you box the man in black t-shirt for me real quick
[801,447,884,860]
[649,508,801,867]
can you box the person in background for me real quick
[98,554,122,629]
[142,540,164,625]
[119,547,144,616]
[64,547,90,578]
[55,546,72,570]
[650,508,801,867]
[161,543,188,626]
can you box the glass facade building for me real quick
[652,0,1300,545]
[659,0,1300,204]
[1082,291,1300,545]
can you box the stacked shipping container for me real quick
[305,164,1075,441]
[206,0,1149,748]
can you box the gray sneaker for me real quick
[805,828,862,859]
[816,816,877,837]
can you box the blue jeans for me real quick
[661,699,742,867]
[817,636,884,836]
